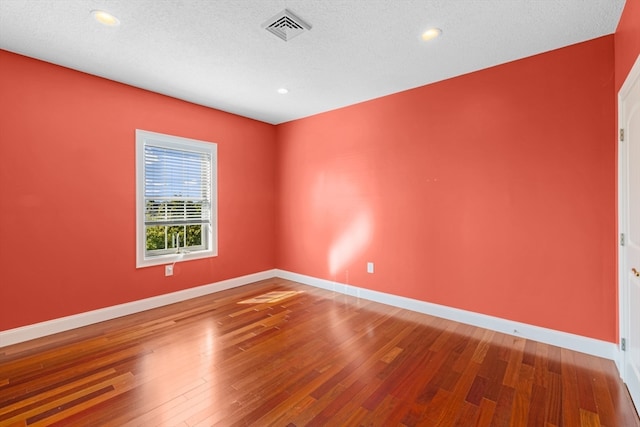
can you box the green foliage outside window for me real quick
[145,200,206,251]
[145,225,202,251]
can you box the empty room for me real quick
[1,0,639,425]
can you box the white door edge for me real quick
[617,53,640,409]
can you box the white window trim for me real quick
[135,129,218,268]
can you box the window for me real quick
[136,130,217,268]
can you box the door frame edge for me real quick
[617,53,640,378]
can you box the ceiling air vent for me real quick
[262,9,311,42]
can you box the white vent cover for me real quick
[262,9,312,42]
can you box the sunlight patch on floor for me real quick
[238,291,303,304]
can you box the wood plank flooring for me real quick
[1,278,638,426]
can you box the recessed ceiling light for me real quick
[421,28,442,41]
[91,10,120,26]
[277,88,289,95]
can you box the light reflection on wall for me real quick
[328,209,372,276]
[310,160,374,278]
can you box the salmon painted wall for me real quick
[276,36,616,342]
[615,0,640,92]
[0,50,277,331]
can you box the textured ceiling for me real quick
[0,0,626,124]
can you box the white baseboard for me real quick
[275,269,619,362]
[0,269,277,348]
[1,268,619,365]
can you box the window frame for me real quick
[135,129,217,268]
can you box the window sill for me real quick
[136,249,216,268]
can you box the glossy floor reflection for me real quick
[1,278,638,426]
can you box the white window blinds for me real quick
[144,145,212,226]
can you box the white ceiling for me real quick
[0,0,626,124]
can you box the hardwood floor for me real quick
[0,278,638,426]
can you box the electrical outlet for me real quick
[165,265,174,276]
[367,262,374,274]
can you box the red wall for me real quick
[0,51,277,331]
[615,0,640,92]
[276,36,616,342]
[0,28,627,344]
